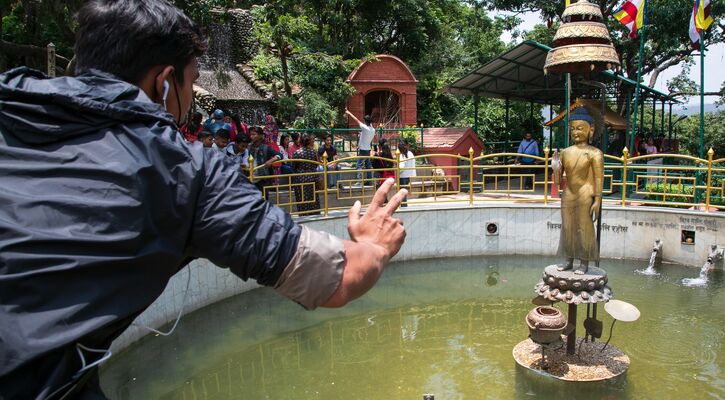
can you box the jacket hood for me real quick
[0,67,176,145]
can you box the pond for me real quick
[100,256,725,399]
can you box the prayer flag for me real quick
[695,0,713,30]
[614,0,647,39]
[689,0,713,49]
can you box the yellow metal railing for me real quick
[247,147,723,217]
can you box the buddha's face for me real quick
[570,120,593,144]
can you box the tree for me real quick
[251,6,316,97]
[0,0,81,72]
[473,0,724,95]
[673,110,725,159]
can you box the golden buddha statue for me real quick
[554,107,604,275]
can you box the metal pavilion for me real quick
[444,40,679,153]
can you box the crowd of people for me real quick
[180,109,417,214]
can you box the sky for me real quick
[498,11,724,107]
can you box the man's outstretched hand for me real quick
[322,178,407,308]
[347,178,407,260]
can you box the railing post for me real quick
[47,43,56,77]
[322,152,329,216]
[468,147,474,206]
[705,148,714,212]
[621,147,628,207]
[419,126,424,153]
[544,147,550,205]
[395,149,401,194]
[248,155,255,183]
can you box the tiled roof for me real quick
[423,127,476,149]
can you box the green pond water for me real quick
[100,256,725,399]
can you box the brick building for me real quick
[345,55,418,128]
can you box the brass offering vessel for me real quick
[525,306,567,345]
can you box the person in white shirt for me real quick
[398,141,416,207]
[644,137,662,185]
[211,128,230,152]
[225,134,250,169]
[345,108,375,183]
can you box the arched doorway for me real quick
[364,90,401,127]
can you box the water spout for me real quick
[636,239,662,276]
[682,245,722,286]
[706,244,723,264]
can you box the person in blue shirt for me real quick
[515,130,541,190]
[203,109,227,135]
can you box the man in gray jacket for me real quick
[0,1,406,398]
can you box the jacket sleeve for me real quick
[188,152,344,309]
[189,151,301,287]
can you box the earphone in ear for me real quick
[161,80,170,109]
[162,81,170,102]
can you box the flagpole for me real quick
[629,25,646,152]
[699,31,705,159]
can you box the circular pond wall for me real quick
[110,205,725,352]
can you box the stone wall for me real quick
[199,9,256,69]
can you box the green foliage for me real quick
[176,0,234,26]
[249,51,282,82]
[291,53,356,107]
[666,61,699,102]
[401,130,421,152]
[672,110,725,159]
[523,23,557,47]
[252,8,316,50]
[644,181,694,204]
[1,0,82,69]
[276,95,297,123]
[294,91,335,129]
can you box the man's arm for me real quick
[345,108,362,126]
[191,154,407,309]
[515,141,523,163]
[322,179,406,307]
[263,146,282,167]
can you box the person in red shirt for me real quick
[180,111,203,142]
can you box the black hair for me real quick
[198,129,212,139]
[301,133,314,147]
[235,134,250,144]
[324,134,332,141]
[74,0,207,84]
[381,143,392,158]
[215,129,230,140]
[364,114,373,124]
[231,114,242,131]
[398,141,408,152]
[280,133,290,146]
[380,143,393,167]
[290,132,300,142]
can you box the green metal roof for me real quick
[444,40,678,104]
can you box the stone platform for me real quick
[535,265,613,304]
[513,338,629,382]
